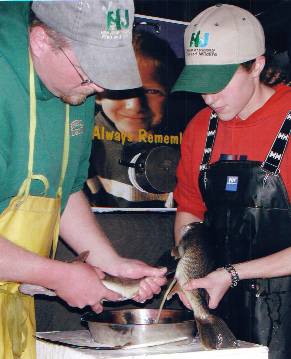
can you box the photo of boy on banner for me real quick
[84,15,204,209]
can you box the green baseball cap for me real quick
[172,4,265,94]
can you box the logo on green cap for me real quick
[189,31,209,48]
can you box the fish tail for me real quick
[196,314,239,350]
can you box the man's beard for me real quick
[60,89,96,106]
[60,94,87,106]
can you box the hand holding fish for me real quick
[111,257,167,302]
[49,261,122,313]
[184,267,232,309]
[19,253,168,310]
[157,222,238,349]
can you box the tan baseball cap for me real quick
[172,4,265,94]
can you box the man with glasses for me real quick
[0,1,166,358]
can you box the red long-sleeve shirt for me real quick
[174,84,291,219]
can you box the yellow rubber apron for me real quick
[0,53,70,358]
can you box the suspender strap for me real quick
[18,52,70,198]
[261,111,291,175]
[199,111,219,171]
[56,105,70,198]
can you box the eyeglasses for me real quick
[59,47,94,86]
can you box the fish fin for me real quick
[166,282,181,300]
[67,251,90,263]
[171,247,181,259]
[196,315,239,350]
[156,278,178,323]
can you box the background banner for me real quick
[85,14,205,211]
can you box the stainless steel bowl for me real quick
[82,309,195,347]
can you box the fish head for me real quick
[177,236,195,253]
[176,222,215,278]
[171,246,181,259]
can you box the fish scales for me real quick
[102,275,140,300]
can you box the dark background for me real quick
[135,0,291,54]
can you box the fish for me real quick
[19,276,140,300]
[156,222,238,350]
[19,275,141,301]
[19,250,141,300]
[100,275,140,300]
[20,250,175,300]
[102,268,176,300]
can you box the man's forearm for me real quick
[59,190,120,274]
[0,235,69,288]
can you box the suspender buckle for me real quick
[261,164,280,187]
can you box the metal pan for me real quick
[81,309,196,348]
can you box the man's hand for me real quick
[58,191,166,304]
[52,262,121,313]
[112,257,167,302]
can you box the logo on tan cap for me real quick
[189,31,209,48]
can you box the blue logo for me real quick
[225,176,239,192]
[189,31,209,48]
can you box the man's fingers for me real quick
[116,258,167,280]
[91,302,103,314]
[103,287,123,302]
[137,278,154,301]
[133,277,163,302]
[146,277,165,293]
[146,266,167,277]
[136,266,167,279]
[94,267,105,279]
[152,276,167,287]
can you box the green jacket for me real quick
[0,2,95,212]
